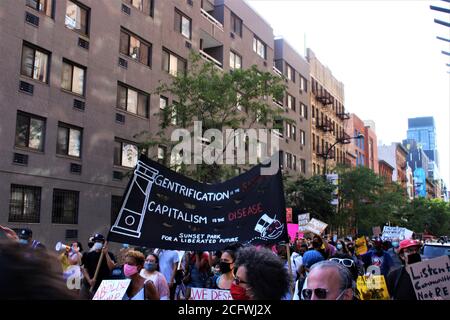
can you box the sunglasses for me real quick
[329,258,355,267]
[233,276,248,285]
[301,288,329,300]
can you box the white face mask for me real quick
[92,242,103,251]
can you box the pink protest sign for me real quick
[288,223,299,242]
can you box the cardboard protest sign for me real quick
[356,275,390,300]
[92,279,131,300]
[381,226,414,241]
[190,287,233,300]
[372,226,381,237]
[406,255,450,300]
[288,223,299,242]
[298,213,310,233]
[355,236,368,255]
[286,208,293,223]
[108,155,287,250]
[304,218,327,235]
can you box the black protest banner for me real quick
[107,155,288,250]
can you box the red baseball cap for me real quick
[399,239,421,252]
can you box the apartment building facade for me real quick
[306,49,349,175]
[0,0,313,247]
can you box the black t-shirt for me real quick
[81,251,116,287]
[386,266,417,300]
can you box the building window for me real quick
[119,28,152,66]
[313,163,316,174]
[230,12,242,37]
[158,145,166,164]
[286,123,296,140]
[26,0,54,17]
[300,159,306,174]
[65,0,89,36]
[174,9,191,39]
[300,76,307,92]
[286,153,293,170]
[9,184,41,223]
[162,49,186,76]
[52,189,79,224]
[61,59,86,96]
[287,94,296,111]
[111,195,122,225]
[21,42,50,83]
[300,103,308,119]
[300,130,306,146]
[15,112,46,151]
[160,96,168,109]
[57,123,82,158]
[114,139,138,168]
[123,0,154,16]
[286,63,295,82]
[252,36,266,59]
[117,82,149,118]
[229,51,242,70]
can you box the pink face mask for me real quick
[123,264,139,277]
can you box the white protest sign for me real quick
[381,226,414,241]
[92,279,131,300]
[190,287,233,300]
[406,255,450,300]
[298,213,310,233]
[304,218,328,235]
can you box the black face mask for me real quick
[312,241,321,249]
[406,253,421,265]
[219,261,232,274]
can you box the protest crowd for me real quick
[1,223,447,301]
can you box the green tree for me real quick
[284,175,335,223]
[137,52,287,183]
[402,198,450,236]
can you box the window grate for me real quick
[25,12,39,27]
[116,113,125,124]
[13,153,28,165]
[52,189,79,224]
[73,99,85,110]
[122,4,131,15]
[78,37,89,50]
[70,163,82,174]
[65,229,78,239]
[19,81,34,95]
[8,184,41,223]
[118,57,128,69]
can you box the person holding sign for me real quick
[386,239,422,300]
[122,250,159,300]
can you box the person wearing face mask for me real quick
[335,240,350,255]
[80,233,116,297]
[386,239,422,300]
[386,238,402,270]
[122,250,159,300]
[17,228,45,250]
[140,253,170,300]
[361,237,394,278]
[214,250,236,290]
[312,235,336,259]
[231,246,290,300]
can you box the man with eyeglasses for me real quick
[301,260,354,300]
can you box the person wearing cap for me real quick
[80,233,116,298]
[386,239,422,300]
[18,228,45,250]
[361,237,394,277]
[292,249,324,300]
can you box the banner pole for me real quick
[285,243,294,299]
[90,249,105,293]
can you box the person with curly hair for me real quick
[122,250,159,300]
[231,246,290,300]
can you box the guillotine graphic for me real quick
[110,161,159,238]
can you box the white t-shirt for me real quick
[290,252,303,281]
[158,250,180,284]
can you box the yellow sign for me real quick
[357,275,390,300]
[355,236,368,255]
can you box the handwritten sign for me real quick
[406,255,450,300]
[92,279,131,300]
[190,287,233,300]
[355,236,368,256]
[298,213,310,233]
[381,226,413,241]
[286,208,293,223]
[304,218,327,235]
[288,223,299,243]
[356,275,390,300]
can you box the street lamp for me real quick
[323,133,364,178]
